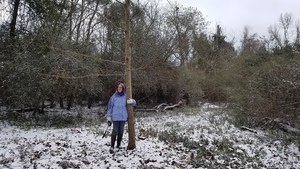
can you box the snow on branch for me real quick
[135,101,183,113]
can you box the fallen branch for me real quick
[259,118,300,135]
[153,103,168,110]
[135,101,183,113]
[134,109,159,112]
[138,136,146,140]
[278,123,300,134]
[163,101,183,111]
[241,126,257,134]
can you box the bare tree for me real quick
[294,19,300,52]
[279,13,293,46]
[240,26,265,56]
[268,12,295,52]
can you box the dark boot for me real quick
[111,134,116,147]
[110,135,116,153]
[116,134,123,148]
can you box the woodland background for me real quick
[0,0,299,128]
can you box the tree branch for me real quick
[41,73,123,79]
[50,46,124,65]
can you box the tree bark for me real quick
[124,0,135,150]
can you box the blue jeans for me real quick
[112,121,126,136]
[111,121,126,148]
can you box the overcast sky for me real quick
[162,0,300,45]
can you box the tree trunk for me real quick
[88,96,92,109]
[124,0,135,150]
[10,0,20,38]
[40,100,45,114]
[59,97,64,108]
[67,95,74,110]
[76,0,85,43]
[86,0,100,42]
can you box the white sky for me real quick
[162,0,300,44]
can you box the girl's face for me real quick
[117,84,123,93]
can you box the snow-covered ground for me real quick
[0,104,299,169]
